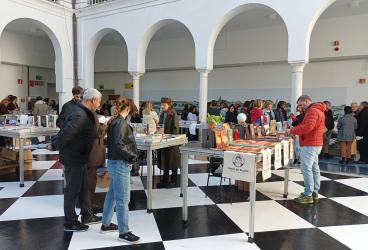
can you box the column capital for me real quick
[129,71,144,79]
[197,68,212,75]
[289,61,307,73]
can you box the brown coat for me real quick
[87,113,107,167]
[158,109,180,171]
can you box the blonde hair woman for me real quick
[142,101,159,133]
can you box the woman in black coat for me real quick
[356,102,368,164]
[225,104,238,124]
[274,100,288,123]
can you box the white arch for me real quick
[201,3,289,70]
[305,0,337,59]
[81,27,128,88]
[1,18,63,86]
[130,19,196,74]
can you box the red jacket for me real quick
[250,108,267,125]
[291,102,326,147]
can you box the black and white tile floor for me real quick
[0,149,368,250]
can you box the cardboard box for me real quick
[235,180,250,192]
[0,148,33,162]
[194,155,208,161]
[0,159,17,175]
[96,172,109,189]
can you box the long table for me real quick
[179,142,291,243]
[0,126,60,187]
[136,135,188,212]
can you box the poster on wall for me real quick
[17,79,23,85]
[29,80,35,87]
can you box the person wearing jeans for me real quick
[101,97,140,243]
[102,160,131,234]
[286,95,326,204]
[300,146,322,196]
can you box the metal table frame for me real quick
[179,143,290,243]
[136,136,188,213]
[0,126,60,187]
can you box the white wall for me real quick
[94,13,368,105]
[0,30,57,110]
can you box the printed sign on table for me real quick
[223,151,256,183]
[282,140,290,166]
[274,143,282,170]
[262,149,272,181]
[289,138,294,161]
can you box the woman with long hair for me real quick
[126,100,142,124]
[157,97,180,188]
[101,97,140,243]
[142,101,159,133]
[274,100,288,123]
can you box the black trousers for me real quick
[64,164,92,225]
[358,138,368,163]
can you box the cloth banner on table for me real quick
[262,148,272,181]
[274,143,282,170]
[223,151,256,183]
[282,140,290,166]
[289,138,294,161]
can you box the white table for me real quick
[179,142,291,243]
[0,126,60,187]
[136,135,188,213]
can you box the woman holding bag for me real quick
[101,97,140,243]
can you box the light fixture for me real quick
[349,0,360,8]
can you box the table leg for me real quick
[182,152,189,223]
[283,164,290,198]
[180,153,184,197]
[19,138,25,187]
[248,182,256,243]
[147,148,153,213]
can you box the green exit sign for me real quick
[36,75,43,80]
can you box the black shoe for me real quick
[119,232,140,243]
[346,158,354,164]
[81,215,102,225]
[100,223,119,233]
[64,221,89,232]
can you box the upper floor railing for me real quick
[47,0,114,8]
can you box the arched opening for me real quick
[0,18,62,113]
[92,29,128,114]
[210,4,289,106]
[141,20,196,115]
[307,0,368,106]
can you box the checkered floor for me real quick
[0,149,368,250]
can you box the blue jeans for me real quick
[102,160,131,234]
[294,136,301,160]
[300,146,322,196]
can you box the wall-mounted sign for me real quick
[17,79,23,85]
[30,80,35,87]
[36,75,43,81]
[124,83,133,89]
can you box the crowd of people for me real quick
[179,98,368,165]
[0,94,58,116]
[45,86,183,244]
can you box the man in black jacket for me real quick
[356,102,368,164]
[49,88,102,232]
[322,101,335,158]
[56,86,83,128]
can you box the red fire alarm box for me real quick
[17,79,23,85]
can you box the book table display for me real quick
[135,134,188,213]
[0,126,60,187]
[179,136,293,243]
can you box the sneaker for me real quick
[81,215,102,225]
[100,223,119,233]
[294,193,314,204]
[312,192,319,201]
[64,221,89,232]
[119,232,140,243]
